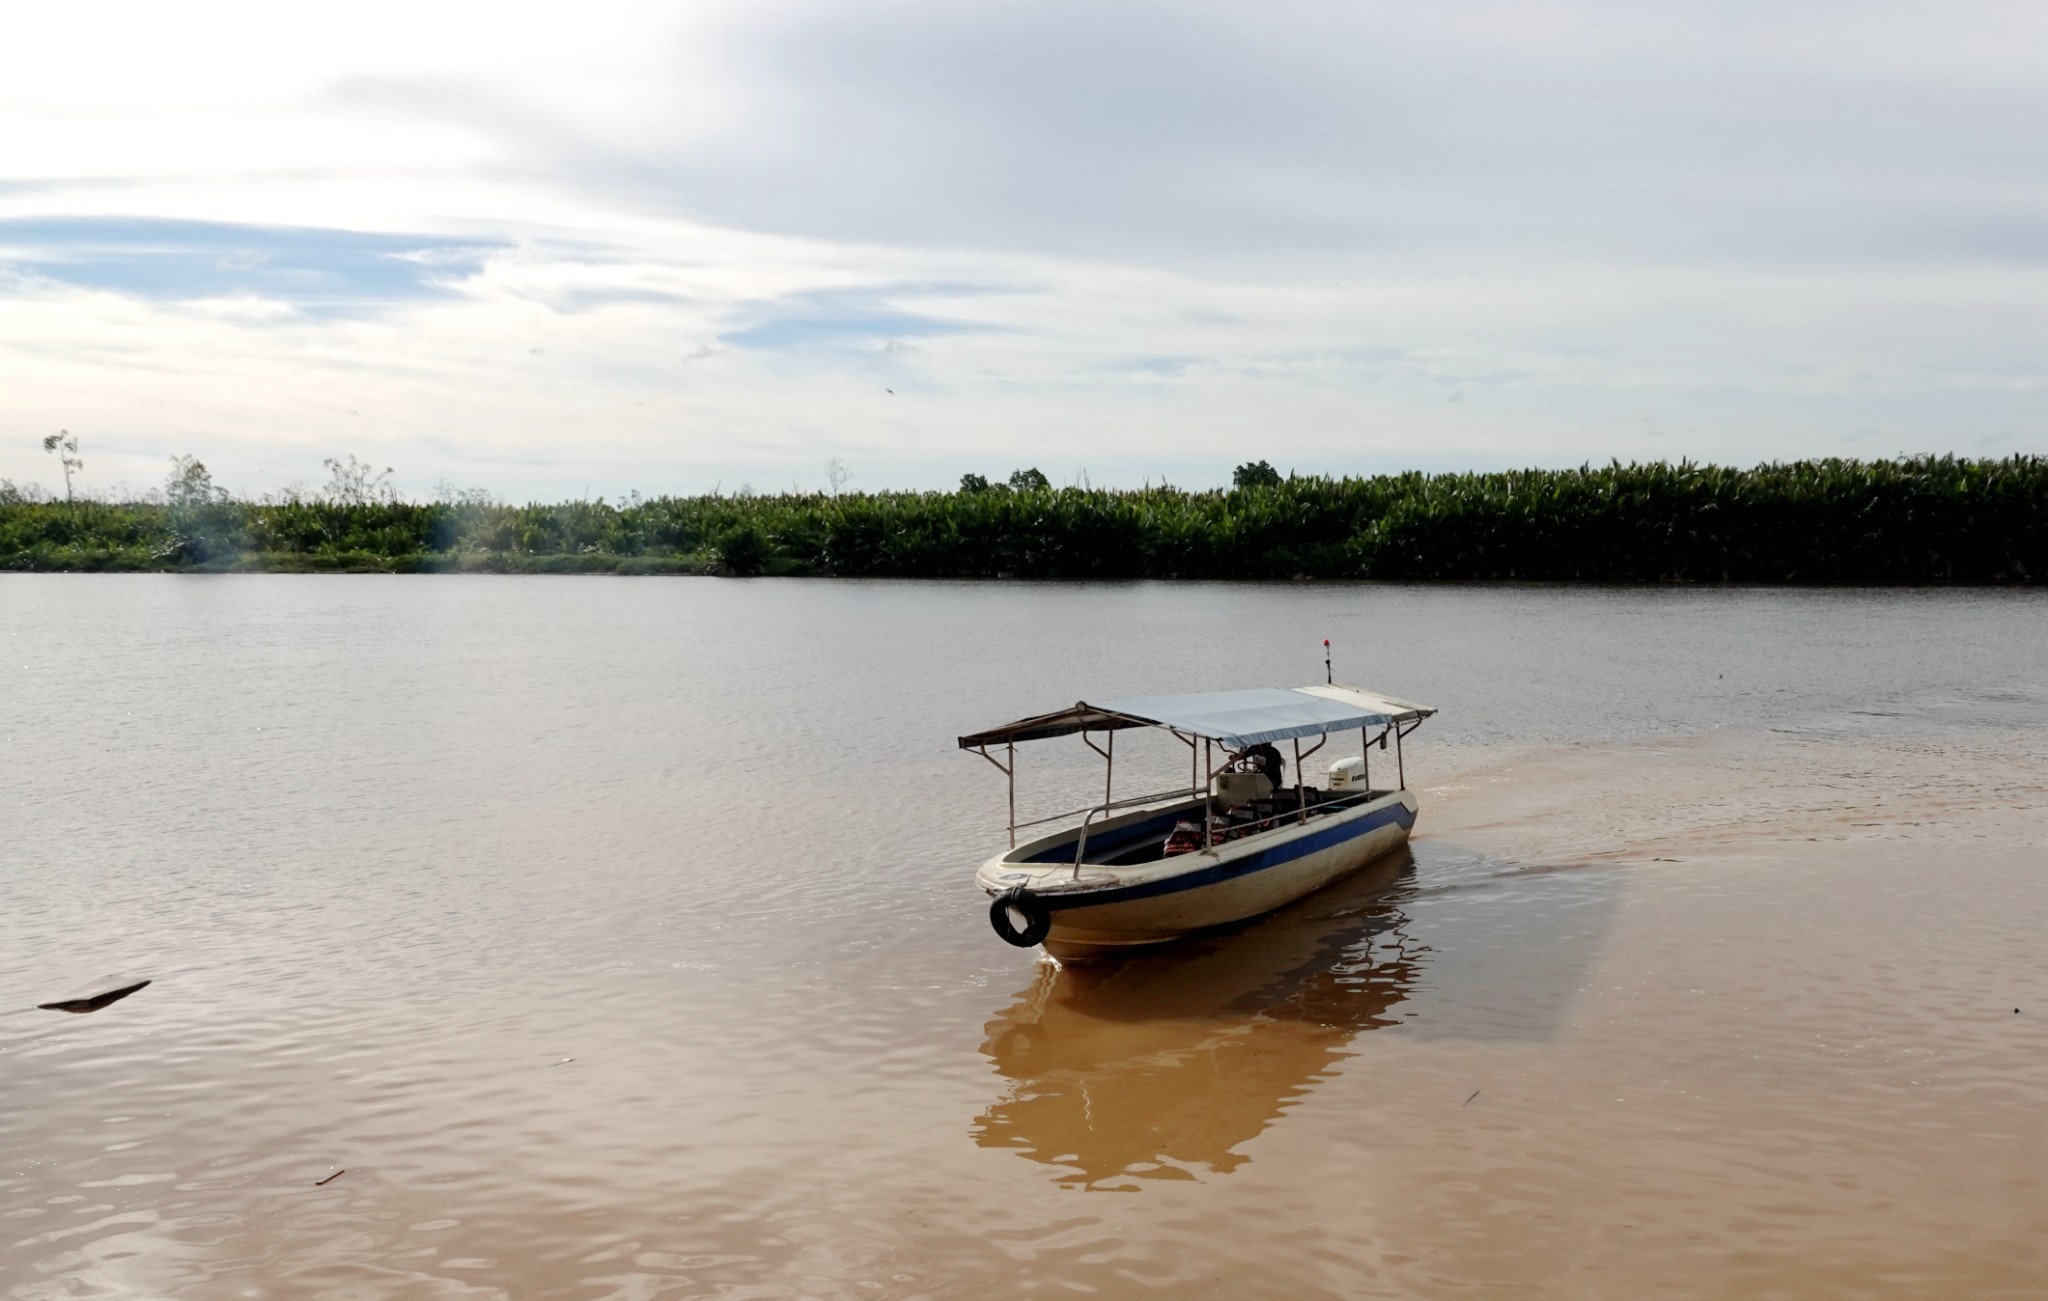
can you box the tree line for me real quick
[2,453,2043,582]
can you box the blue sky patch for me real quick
[0,217,501,311]
[1116,356,1203,378]
[719,284,997,350]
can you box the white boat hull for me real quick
[976,789,1418,961]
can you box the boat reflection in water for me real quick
[974,849,1422,1189]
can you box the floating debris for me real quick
[314,1169,347,1187]
[38,980,151,1014]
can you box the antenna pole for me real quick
[1323,638,1332,685]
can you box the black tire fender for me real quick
[989,886,1052,947]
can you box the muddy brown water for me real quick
[3,577,2045,1298]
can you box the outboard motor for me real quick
[1326,756,1367,790]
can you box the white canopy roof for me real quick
[958,684,1434,750]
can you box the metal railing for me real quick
[1060,782,1390,876]
[1012,785,1204,836]
[1066,786,1208,875]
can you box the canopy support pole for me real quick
[1361,725,1370,793]
[1081,727,1118,818]
[1203,739,1213,851]
[1392,716,1421,792]
[1292,737,1307,824]
[975,743,1017,848]
[1171,729,1197,795]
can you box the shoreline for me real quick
[6,556,2048,585]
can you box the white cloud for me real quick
[2,0,2046,497]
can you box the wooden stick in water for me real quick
[37,980,151,1014]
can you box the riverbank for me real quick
[4,455,2043,581]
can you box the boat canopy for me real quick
[958,684,1435,751]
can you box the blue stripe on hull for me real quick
[1039,799,1415,913]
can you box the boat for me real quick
[960,681,1435,961]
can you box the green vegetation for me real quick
[2,456,2044,582]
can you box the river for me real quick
[3,577,2045,1297]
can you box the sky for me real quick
[3,0,2046,500]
